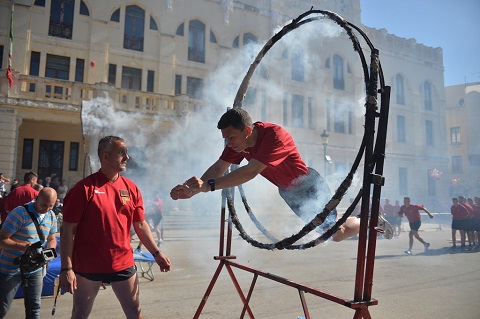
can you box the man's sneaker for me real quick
[377,215,394,240]
[405,250,412,255]
[424,243,430,251]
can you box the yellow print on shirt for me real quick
[120,189,130,205]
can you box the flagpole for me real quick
[6,1,15,89]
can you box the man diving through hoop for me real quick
[170,108,393,241]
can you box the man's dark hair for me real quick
[23,171,38,183]
[217,108,252,131]
[98,136,124,158]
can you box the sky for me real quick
[360,0,480,86]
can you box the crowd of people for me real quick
[450,195,480,251]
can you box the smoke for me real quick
[80,16,367,252]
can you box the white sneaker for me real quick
[405,250,412,255]
[377,215,394,240]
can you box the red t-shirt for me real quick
[4,184,39,212]
[220,122,308,190]
[63,171,144,273]
[399,204,424,223]
[473,204,480,220]
[450,204,470,220]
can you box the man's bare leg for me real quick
[111,273,142,319]
[72,275,102,319]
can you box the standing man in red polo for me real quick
[2,171,39,221]
[398,196,434,255]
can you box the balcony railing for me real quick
[0,73,205,116]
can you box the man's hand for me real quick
[154,251,172,272]
[170,177,208,200]
[59,269,77,294]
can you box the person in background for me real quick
[450,197,470,250]
[42,176,51,188]
[3,172,39,222]
[57,179,69,203]
[0,173,10,198]
[170,108,393,242]
[398,197,434,255]
[458,196,475,248]
[59,136,171,319]
[136,193,164,252]
[472,197,480,248]
[0,187,58,318]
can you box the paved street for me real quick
[7,213,480,319]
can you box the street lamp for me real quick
[320,129,329,176]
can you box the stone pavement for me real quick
[7,216,480,319]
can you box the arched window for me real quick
[243,33,257,46]
[150,16,158,30]
[188,20,205,63]
[210,30,217,43]
[424,81,432,110]
[291,47,305,82]
[124,5,145,52]
[176,22,184,36]
[333,54,344,90]
[49,0,75,39]
[396,74,405,105]
[111,8,120,22]
[80,0,90,16]
[232,36,239,48]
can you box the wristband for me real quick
[61,267,73,272]
[207,179,215,192]
[152,250,160,257]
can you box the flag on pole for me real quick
[6,3,15,89]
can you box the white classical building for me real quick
[0,0,449,211]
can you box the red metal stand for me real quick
[194,86,391,318]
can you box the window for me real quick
[0,45,3,69]
[244,88,257,105]
[232,36,239,48]
[291,94,304,128]
[69,142,79,171]
[150,16,158,30]
[121,67,142,90]
[450,127,461,144]
[334,104,345,133]
[188,20,205,63]
[29,51,41,92]
[176,23,184,36]
[243,33,257,46]
[147,70,154,92]
[175,74,182,95]
[108,64,117,86]
[22,139,34,169]
[34,0,46,6]
[210,30,217,43]
[397,115,406,143]
[49,0,75,39]
[283,93,288,126]
[308,97,313,129]
[425,120,433,146]
[124,5,145,52]
[427,171,436,196]
[46,54,70,97]
[348,110,353,134]
[75,58,85,82]
[38,140,64,179]
[291,47,305,82]
[452,156,462,173]
[46,54,70,80]
[333,54,344,90]
[261,90,267,121]
[326,100,332,131]
[396,74,405,105]
[80,0,89,16]
[424,81,432,110]
[399,167,408,196]
[186,76,203,99]
[111,8,120,22]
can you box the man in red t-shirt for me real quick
[450,197,470,249]
[59,136,171,319]
[170,108,393,242]
[398,197,434,255]
[3,171,39,220]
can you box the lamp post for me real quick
[320,129,329,177]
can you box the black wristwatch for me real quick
[207,179,215,192]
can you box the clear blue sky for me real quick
[361,0,480,86]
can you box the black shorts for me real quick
[76,266,136,284]
[451,219,465,230]
[409,220,421,231]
